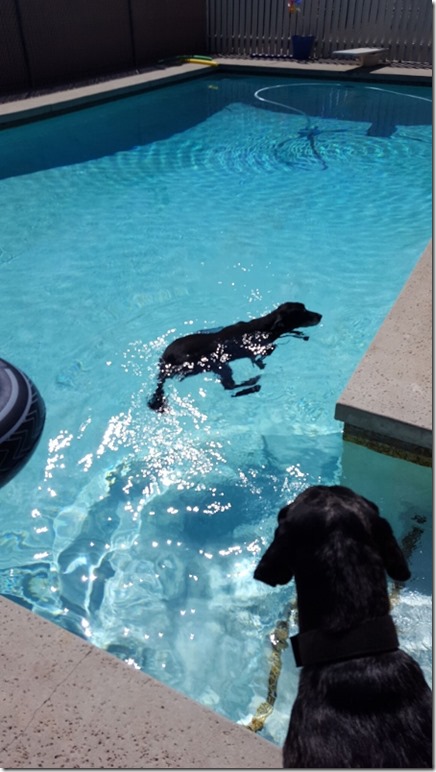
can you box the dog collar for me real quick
[290,615,399,668]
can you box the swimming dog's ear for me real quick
[254,507,295,586]
[271,303,294,330]
[372,516,411,581]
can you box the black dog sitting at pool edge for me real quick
[254,485,432,769]
[148,302,322,412]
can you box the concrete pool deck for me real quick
[0,594,282,768]
[0,59,432,768]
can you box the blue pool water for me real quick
[0,74,432,744]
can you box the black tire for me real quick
[0,359,46,488]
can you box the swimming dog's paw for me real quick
[232,383,262,398]
[148,394,167,412]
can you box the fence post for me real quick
[126,0,138,70]
[14,0,33,90]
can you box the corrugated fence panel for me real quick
[131,0,206,65]
[0,0,29,92]
[17,0,134,89]
[0,0,207,96]
[207,0,432,63]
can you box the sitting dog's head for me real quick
[272,302,322,333]
[254,485,410,587]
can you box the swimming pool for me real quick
[0,73,432,745]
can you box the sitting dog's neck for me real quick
[290,615,399,668]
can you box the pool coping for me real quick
[335,241,432,466]
[0,59,432,768]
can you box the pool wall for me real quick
[0,60,431,768]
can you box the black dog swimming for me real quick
[148,302,322,412]
[254,485,432,769]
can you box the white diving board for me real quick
[332,47,389,66]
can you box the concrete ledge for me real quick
[0,595,282,769]
[215,57,431,84]
[0,63,212,127]
[335,241,432,464]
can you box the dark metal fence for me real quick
[207,0,433,64]
[0,0,207,95]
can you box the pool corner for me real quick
[334,240,432,467]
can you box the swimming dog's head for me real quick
[271,302,322,334]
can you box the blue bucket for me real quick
[292,34,315,60]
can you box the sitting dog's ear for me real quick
[254,517,295,587]
[372,517,411,581]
